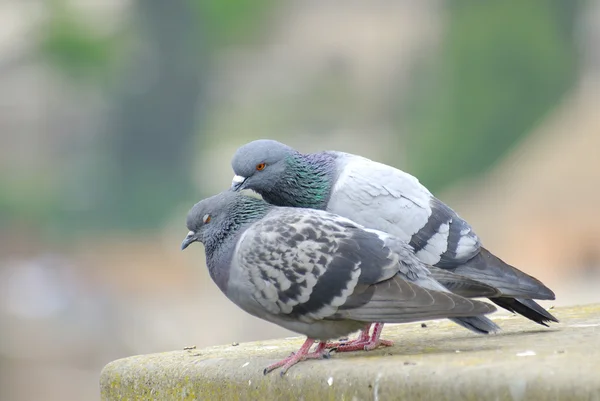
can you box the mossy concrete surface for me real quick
[100,304,600,401]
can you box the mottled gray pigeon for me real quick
[230,139,558,349]
[181,191,498,375]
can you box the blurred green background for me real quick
[1,1,599,400]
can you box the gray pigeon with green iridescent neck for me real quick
[181,190,499,375]
[230,139,558,328]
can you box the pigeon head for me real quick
[231,139,336,209]
[181,190,270,252]
[230,139,297,193]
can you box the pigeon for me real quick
[181,191,498,375]
[230,139,558,349]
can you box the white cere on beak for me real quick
[231,175,246,189]
[232,175,246,185]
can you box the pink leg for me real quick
[364,322,394,351]
[263,339,332,376]
[325,323,372,349]
[327,323,394,352]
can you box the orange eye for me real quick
[256,163,266,171]
[203,214,211,224]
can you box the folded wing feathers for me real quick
[336,275,496,323]
[238,209,496,325]
[427,266,502,298]
[331,155,481,267]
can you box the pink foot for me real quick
[326,323,371,349]
[326,323,393,352]
[263,339,332,376]
[336,337,394,352]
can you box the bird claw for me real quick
[326,323,393,352]
[322,349,335,359]
[364,338,394,351]
[263,340,331,376]
[330,337,394,352]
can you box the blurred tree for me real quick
[404,0,580,193]
[97,0,205,230]
[39,0,119,84]
[100,0,274,230]
[36,0,274,232]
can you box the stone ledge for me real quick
[100,304,600,401]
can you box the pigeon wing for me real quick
[235,208,495,324]
[328,154,481,267]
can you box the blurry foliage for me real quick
[194,0,276,48]
[39,1,121,83]
[0,177,60,231]
[405,0,580,193]
[31,0,276,233]
[40,0,275,82]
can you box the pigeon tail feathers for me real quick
[449,316,500,334]
[491,297,558,326]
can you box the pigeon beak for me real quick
[231,175,247,191]
[181,231,197,250]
